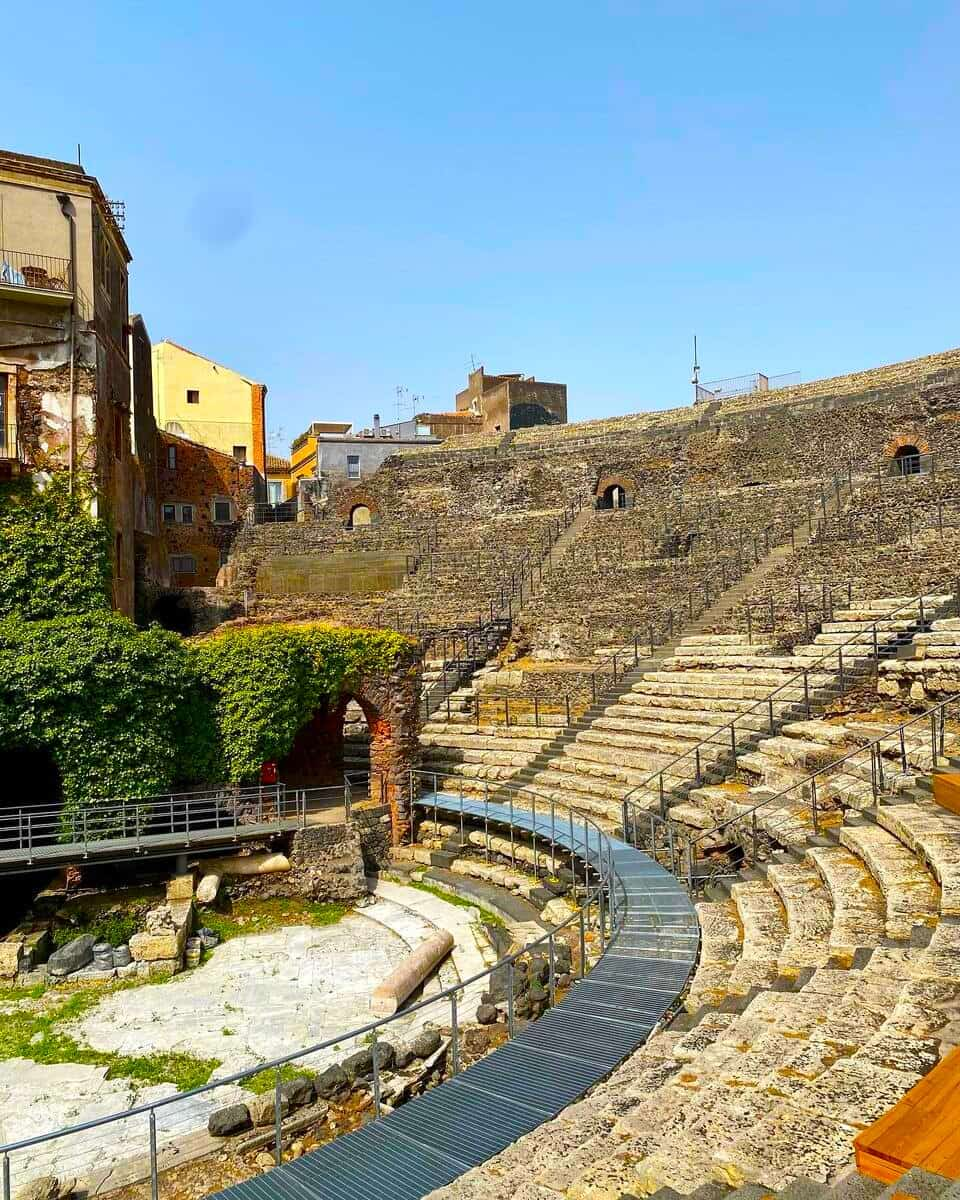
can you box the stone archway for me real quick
[278,659,421,844]
[884,432,930,474]
[595,474,635,510]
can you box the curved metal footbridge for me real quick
[0,787,697,1200]
[216,790,698,1200]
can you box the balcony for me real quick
[0,249,73,305]
[0,423,18,461]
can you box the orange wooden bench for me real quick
[854,1047,960,1183]
[932,773,960,818]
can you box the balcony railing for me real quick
[0,248,72,296]
[0,424,17,460]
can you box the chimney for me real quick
[373,413,381,436]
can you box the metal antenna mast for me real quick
[691,335,701,403]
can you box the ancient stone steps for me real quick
[838,824,941,940]
[804,846,888,958]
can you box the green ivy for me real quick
[0,475,111,619]
[0,611,221,807]
[0,616,413,806]
[194,623,412,782]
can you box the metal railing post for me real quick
[274,1072,284,1162]
[548,933,556,1005]
[578,907,586,977]
[149,1108,159,1200]
[507,960,516,1035]
[371,1028,382,1117]
[450,992,460,1075]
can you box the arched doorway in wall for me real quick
[0,746,63,844]
[595,475,635,510]
[600,484,627,510]
[277,679,419,840]
[348,504,373,528]
[150,592,196,635]
[892,444,923,476]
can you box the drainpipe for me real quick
[57,193,78,495]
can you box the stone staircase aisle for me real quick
[423,711,960,1200]
[457,595,944,831]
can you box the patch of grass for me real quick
[0,982,46,1002]
[0,985,220,1091]
[406,879,506,927]
[52,912,139,949]
[244,1064,316,1095]
[201,898,350,943]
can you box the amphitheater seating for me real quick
[422,713,960,1200]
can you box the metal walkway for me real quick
[0,785,348,875]
[215,793,699,1200]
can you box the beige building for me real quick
[151,339,267,477]
[0,148,140,615]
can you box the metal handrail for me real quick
[621,589,956,821]
[0,772,624,1189]
[684,691,960,879]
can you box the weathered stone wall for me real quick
[157,431,257,586]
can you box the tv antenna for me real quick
[691,335,701,401]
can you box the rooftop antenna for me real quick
[691,334,701,402]
[77,143,81,167]
[469,353,478,371]
[394,384,408,426]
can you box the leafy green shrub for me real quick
[0,475,111,619]
[194,623,412,782]
[0,611,221,805]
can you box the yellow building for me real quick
[151,339,267,476]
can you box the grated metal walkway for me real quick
[214,794,699,1200]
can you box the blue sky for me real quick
[6,2,959,446]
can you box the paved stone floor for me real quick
[1,898,453,1190]
[73,912,415,1074]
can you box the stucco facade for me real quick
[0,148,136,616]
[152,339,267,477]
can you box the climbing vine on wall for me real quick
[193,623,412,783]
[0,612,220,808]
[0,475,112,620]
[0,616,413,806]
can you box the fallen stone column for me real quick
[370,930,454,1016]
[201,853,290,877]
[196,872,223,903]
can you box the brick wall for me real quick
[158,432,256,587]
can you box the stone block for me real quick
[129,923,186,963]
[47,934,95,978]
[0,938,23,979]
[208,1103,251,1137]
[166,873,196,903]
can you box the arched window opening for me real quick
[599,484,628,510]
[892,445,923,476]
[349,504,373,528]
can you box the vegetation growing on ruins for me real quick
[0,476,112,620]
[200,897,351,942]
[0,607,412,805]
[0,612,220,806]
[0,986,220,1090]
[194,623,411,781]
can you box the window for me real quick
[162,503,176,524]
[267,481,282,504]
[347,454,361,480]
[0,374,9,456]
[166,444,177,470]
[893,444,923,476]
[186,389,199,405]
[213,498,232,524]
[180,504,194,525]
[415,423,432,437]
[170,555,197,576]
[233,445,247,463]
